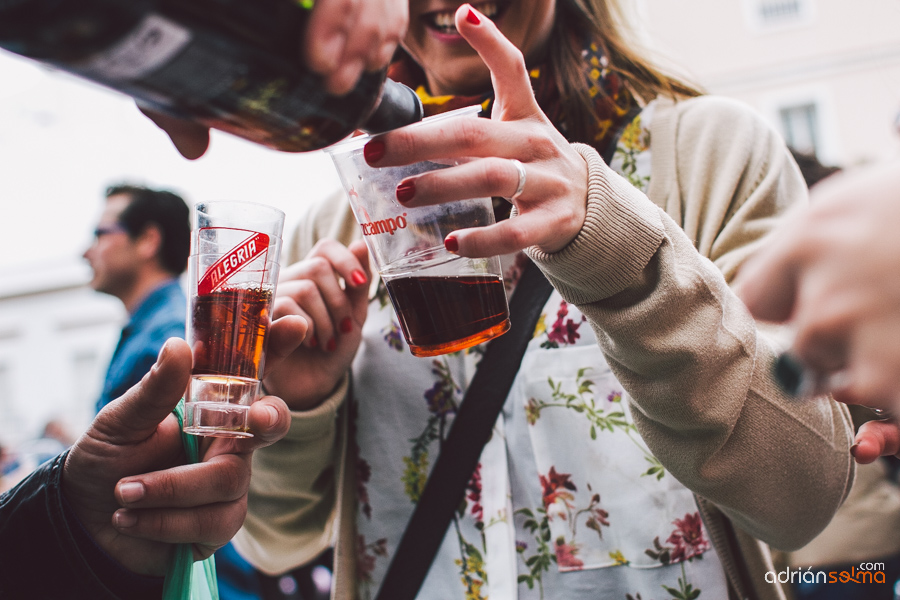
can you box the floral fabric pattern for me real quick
[352,101,728,599]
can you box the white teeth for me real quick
[480,2,498,18]
[428,2,501,32]
[434,11,455,29]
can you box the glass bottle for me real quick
[0,0,423,151]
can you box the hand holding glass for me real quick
[326,106,511,357]
[184,201,284,437]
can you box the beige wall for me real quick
[640,0,900,165]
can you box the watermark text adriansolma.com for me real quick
[766,562,889,585]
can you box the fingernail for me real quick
[396,180,416,204]
[156,340,170,367]
[466,7,481,25]
[351,269,368,286]
[364,140,385,164]
[340,317,353,334]
[327,338,337,352]
[113,509,137,528]
[444,236,459,253]
[119,482,145,504]
[265,405,279,428]
[850,443,859,457]
[309,336,319,348]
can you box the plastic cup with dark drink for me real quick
[325,106,511,357]
[184,201,284,437]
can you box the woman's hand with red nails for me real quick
[363,4,589,258]
[263,239,371,411]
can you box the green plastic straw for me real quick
[162,400,219,600]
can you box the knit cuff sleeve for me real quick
[525,142,665,303]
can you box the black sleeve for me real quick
[0,451,165,599]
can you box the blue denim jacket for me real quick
[96,279,186,413]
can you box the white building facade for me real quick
[640,0,900,166]
[0,261,124,448]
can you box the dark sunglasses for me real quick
[93,224,127,239]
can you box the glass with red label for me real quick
[325,106,510,357]
[184,201,284,438]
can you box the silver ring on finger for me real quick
[508,159,526,201]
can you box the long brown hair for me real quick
[550,0,703,143]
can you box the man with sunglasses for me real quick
[83,184,190,413]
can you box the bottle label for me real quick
[79,15,191,81]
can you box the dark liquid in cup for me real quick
[190,287,273,379]
[384,275,510,356]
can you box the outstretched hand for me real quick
[62,337,292,576]
[362,3,589,257]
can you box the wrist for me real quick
[280,377,349,442]
[263,374,347,412]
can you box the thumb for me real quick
[93,338,193,445]
[137,103,211,160]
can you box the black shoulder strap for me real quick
[602,104,643,165]
[374,260,553,600]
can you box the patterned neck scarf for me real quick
[387,39,638,158]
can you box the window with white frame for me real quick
[779,102,820,155]
[743,0,814,32]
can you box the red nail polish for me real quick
[466,7,481,25]
[444,236,459,253]
[351,269,367,286]
[364,139,385,163]
[309,336,318,348]
[340,317,353,333]
[396,180,416,204]
[327,338,337,352]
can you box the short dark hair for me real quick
[107,184,191,275]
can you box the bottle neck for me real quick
[362,79,424,135]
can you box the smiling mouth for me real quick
[423,2,505,35]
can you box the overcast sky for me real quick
[0,50,342,276]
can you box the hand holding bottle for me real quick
[304,0,409,95]
[140,0,411,159]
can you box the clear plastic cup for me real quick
[326,106,510,357]
[183,201,284,437]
